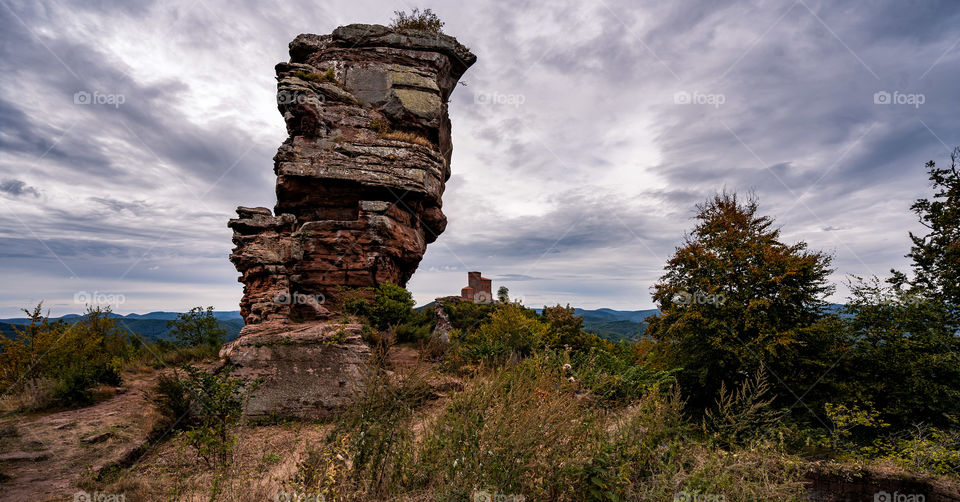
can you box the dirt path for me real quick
[0,368,161,501]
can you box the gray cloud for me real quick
[0,179,40,197]
[0,0,958,315]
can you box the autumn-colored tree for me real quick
[646,193,834,410]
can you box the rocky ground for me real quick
[0,345,441,501]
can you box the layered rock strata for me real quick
[228,24,475,325]
[221,25,474,419]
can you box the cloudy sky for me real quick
[0,0,958,316]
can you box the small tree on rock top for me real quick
[390,8,444,33]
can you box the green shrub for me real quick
[453,304,553,363]
[181,365,255,467]
[541,304,610,352]
[0,304,131,410]
[395,308,433,343]
[150,365,256,468]
[152,371,195,430]
[819,401,890,454]
[370,283,415,330]
[444,300,497,331]
[52,362,121,406]
[701,370,782,448]
[293,68,336,83]
[875,427,960,477]
[571,346,673,407]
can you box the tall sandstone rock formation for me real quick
[221,24,475,418]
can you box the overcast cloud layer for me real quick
[1,0,958,316]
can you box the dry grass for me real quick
[0,377,55,413]
[283,354,811,501]
[86,422,328,501]
[379,130,434,149]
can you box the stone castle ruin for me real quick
[221,24,475,418]
[460,271,493,303]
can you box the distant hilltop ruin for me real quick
[460,271,493,303]
[221,24,475,418]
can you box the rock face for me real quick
[220,323,371,419]
[229,24,476,325]
[222,25,474,419]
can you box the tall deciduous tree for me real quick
[902,146,960,313]
[646,193,834,409]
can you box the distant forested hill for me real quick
[570,305,843,343]
[0,312,244,343]
[573,308,658,343]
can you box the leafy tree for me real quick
[541,304,608,352]
[497,286,510,304]
[900,146,960,314]
[829,148,960,431]
[646,193,834,410]
[168,307,226,348]
[370,283,415,330]
[835,277,960,430]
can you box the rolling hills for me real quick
[0,311,244,343]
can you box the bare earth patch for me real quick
[0,367,161,501]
